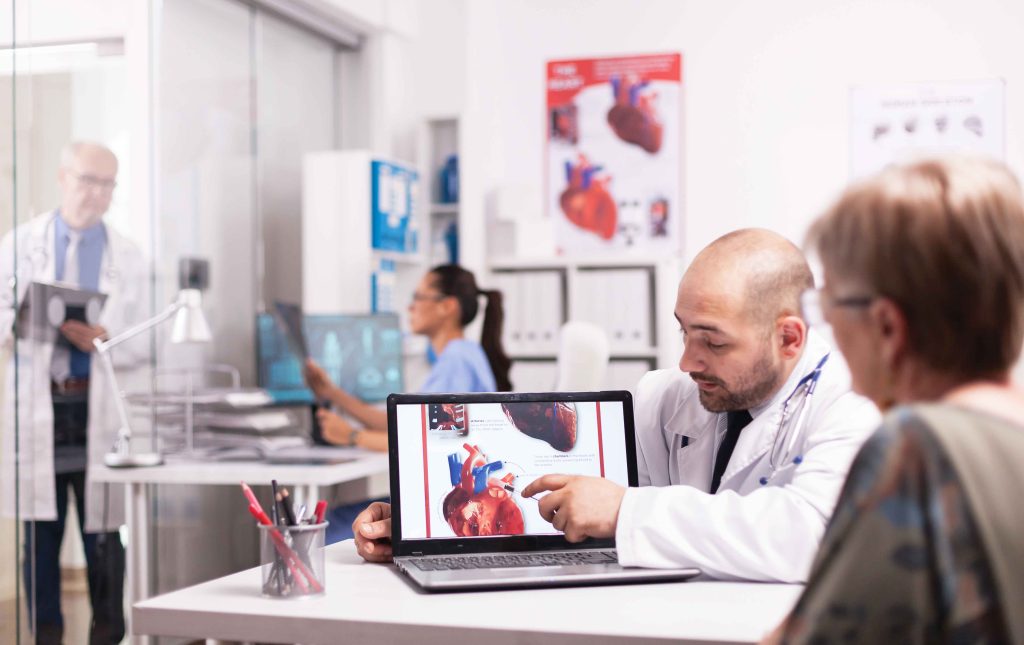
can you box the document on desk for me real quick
[264,445,374,465]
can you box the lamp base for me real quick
[104,451,164,468]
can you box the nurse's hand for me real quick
[317,409,357,446]
[521,475,625,543]
[60,321,107,352]
[353,501,393,563]
[303,359,337,400]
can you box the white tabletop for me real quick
[133,541,802,644]
[89,451,389,486]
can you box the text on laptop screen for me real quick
[396,400,629,540]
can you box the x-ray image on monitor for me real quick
[257,313,404,403]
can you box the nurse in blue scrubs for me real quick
[304,265,513,542]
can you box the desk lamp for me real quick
[94,258,212,467]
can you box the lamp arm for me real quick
[96,342,134,444]
[93,300,184,353]
[91,299,184,455]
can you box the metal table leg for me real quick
[127,480,152,645]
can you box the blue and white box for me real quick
[371,159,419,253]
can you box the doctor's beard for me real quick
[690,351,783,413]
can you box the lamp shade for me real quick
[170,288,212,343]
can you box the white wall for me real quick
[0,0,127,44]
[459,0,1024,272]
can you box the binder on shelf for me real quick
[574,268,652,354]
[496,270,563,357]
[535,271,563,355]
[604,359,655,395]
[371,159,419,254]
[371,258,397,313]
[509,360,558,392]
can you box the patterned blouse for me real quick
[780,406,1012,644]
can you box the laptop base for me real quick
[395,550,699,592]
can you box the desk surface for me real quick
[134,541,802,645]
[90,451,389,486]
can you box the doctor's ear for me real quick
[776,315,807,359]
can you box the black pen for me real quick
[270,480,281,526]
[280,488,298,526]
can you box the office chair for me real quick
[554,321,610,391]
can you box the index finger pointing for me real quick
[522,474,571,498]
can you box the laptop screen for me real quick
[389,392,635,552]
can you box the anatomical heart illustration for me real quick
[607,75,662,154]
[559,155,617,240]
[429,403,468,435]
[546,53,680,254]
[501,401,578,452]
[443,444,525,537]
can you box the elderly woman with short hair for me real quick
[769,157,1024,644]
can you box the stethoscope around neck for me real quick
[758,352,831,486]
[24,213,121,285]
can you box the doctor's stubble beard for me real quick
[691,350,783,413]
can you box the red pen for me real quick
[240,482,263,514]
[314,500,327,524]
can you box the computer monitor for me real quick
[256,313,404,403]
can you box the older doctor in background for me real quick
[0,142,149,644]
[353,230,880,583]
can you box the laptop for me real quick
[387,391,701,591]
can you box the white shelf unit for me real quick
[418,117,461,268]
[488,255,683,394]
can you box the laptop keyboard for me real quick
[409,551,618,571]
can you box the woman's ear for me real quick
[871,298,908,370]
[776,315,807,360]
[439,295,460,322]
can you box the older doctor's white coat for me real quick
[614,330,880,583]
[0,211,149,532]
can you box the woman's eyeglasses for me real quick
[800,288,875,327]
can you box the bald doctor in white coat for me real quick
[522,229,881,583]
[0,142,148,643]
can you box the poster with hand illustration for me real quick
[849,79,1005,180]
[546,53,682,255]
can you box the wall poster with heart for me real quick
[546,53,682,255]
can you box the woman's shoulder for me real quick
[438,338,486,362]
[886,401,1024,438]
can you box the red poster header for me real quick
[546,53,682,106]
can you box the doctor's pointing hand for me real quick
[521,475,625,543]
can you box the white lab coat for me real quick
[615,330,881,582]
[0,211,150,532]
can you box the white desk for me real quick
[134,541,802,644]
[91,452,390,644]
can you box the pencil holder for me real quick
[258,521,327,598]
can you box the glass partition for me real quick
[152,0,342,598]
[2,1,347,640]
[1,16,141,645]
